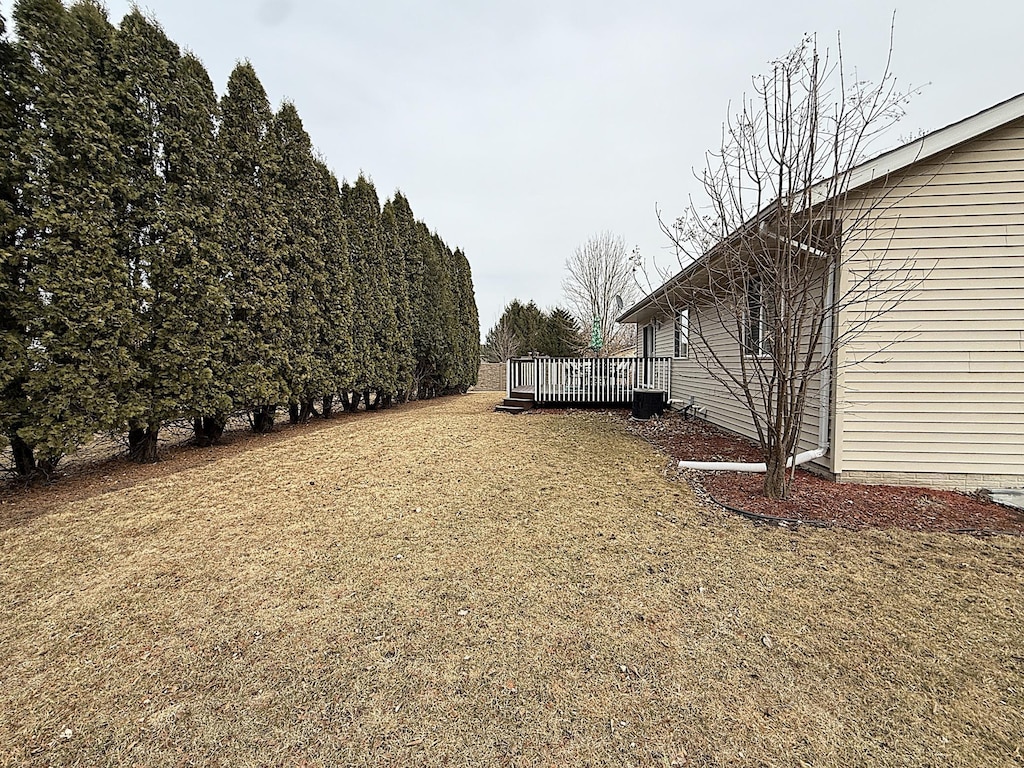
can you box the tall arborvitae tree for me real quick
[435,236,461,393]
[13,0,137,469]
[340,175,398,410]
[0,10,35,474]
[313,159,354,417]
[170,54,233,447]
[109,8,171,461]
[112,13,232,460]
[450,247,480,392]
[408,224,456,398]
[218,62,290,433]
[408,223,438,397]
[381,193,416,403]
[402,213,427,397]
[274,102,330,423]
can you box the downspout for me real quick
[678,264,835,474]
[817,260,835,458]
[678,447,828,473]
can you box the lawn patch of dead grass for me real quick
[1,394,1022,766]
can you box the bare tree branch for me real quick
[483,315,521,362]
[639,32,922,498]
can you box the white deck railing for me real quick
[507,356,671,403]
[507,358,535,393]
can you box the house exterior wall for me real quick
[833,116,1024,490]
[636,320,674,358]
[640,293,831,473]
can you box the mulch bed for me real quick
[619,412,1024,535]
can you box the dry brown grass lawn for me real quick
[1,393,1022,767]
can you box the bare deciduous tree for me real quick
[563,232,638,357]
[647,32,920,499]
[484,315,522,362]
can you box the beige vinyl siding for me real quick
[834,116,1024,488]
[654,318,674,358]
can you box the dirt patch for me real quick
[624,412,1024,534]
[1,394,1022,766]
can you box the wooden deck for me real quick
[505,357,672,405]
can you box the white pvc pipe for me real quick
[818,264,835,453]
[678,446,828,473]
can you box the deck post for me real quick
[506,358,511,398]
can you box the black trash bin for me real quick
[632,388,666,419]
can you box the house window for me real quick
[744,279,772,357]
[674,309,688,358]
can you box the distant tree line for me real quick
[483,231,639,362]
[483,301,581,361]
[0,0,478,475]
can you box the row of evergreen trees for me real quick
[483,301,582,360]
[0,1,479,474]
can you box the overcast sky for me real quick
[3,0,1022,336]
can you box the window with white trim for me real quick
[743,278,772,357]
[673,309,688,358]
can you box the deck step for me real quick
[502,396,534,408]
[495,404,530,414]
[496,395,535,414]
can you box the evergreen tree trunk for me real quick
[35,455,56,479]
[206,416,226,444]
[289,403,300,424]
[193,415,226,447]
[322,394,334,418]
[192,417,208,447]
[9,434,36,477]
[252,405,276,433]
[299,399,318,421]
[128,424,160,463]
